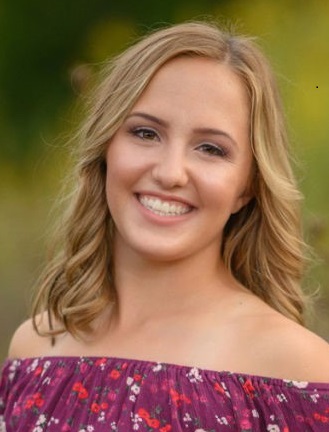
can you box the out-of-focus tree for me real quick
[0,0,222,161]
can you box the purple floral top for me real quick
[1,356,329,431]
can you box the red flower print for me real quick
[72,382,83,392]
[146,418,160,428]
[160,426,172,432]
[24,399,34,409]
[35,397,44,407]
[243,379,256,398]
[138,408,150,419]
[91,402,100,413]
[100,402,108,409]
[169,389,192,406]
[214,382,225,395]
[109,369,121,379]
[34,366,43,376]
[24,392,44,409]
[95,358,107,366]
[314,412,329,424]
[137,408,160,428]
[122,362,128,369]
[72,382,88,399]
[134,373,142,381]
[79,387,88,399]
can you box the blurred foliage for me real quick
[1,0,328,361]
[0,0,221,160]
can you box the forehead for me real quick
[132,56,249,115]
[130,57,250,146]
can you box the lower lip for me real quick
[135,194,195,225]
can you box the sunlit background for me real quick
[1,0,328,361]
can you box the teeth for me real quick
[139,195,191,216]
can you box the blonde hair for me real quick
[32,21,309,338]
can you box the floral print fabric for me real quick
[0,356,329,431]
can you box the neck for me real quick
[109,235,240,332]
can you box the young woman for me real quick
[1,21,329,431]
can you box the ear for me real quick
[231,192,253,215]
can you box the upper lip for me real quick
[136,191,196,208]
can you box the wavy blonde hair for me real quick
[32,21,309,338]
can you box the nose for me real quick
[151,145,189,189]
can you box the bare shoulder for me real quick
[8,314,55,359]
[255,311,329,383]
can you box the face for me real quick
[105,57,253,263]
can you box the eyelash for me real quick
[197,143,228,158]
[128,127,228,158]
[129,127,159,141]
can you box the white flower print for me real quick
[42,377,51,386]
[8,360,20,381]
[41,361,51,376]
[219,381,231,398]
[97,411,106,422]
[183,413,192,423]
[187,367,203,383]
[310,393,320,403]
[110,422,118,431]
[284,379,308,389]
[276,393,288,403]
[131,413,143,430]
[32,414,47,432]
[126,376,134,386]
[36,414,47,426]
[129,394,137,402]
[152,363,163,372]
[131,384,141,395]
[216,416,229,425]
[252,409,259,418]
[47,417,59,426]
[27,359,39,373]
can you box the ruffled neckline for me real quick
[4,354,329,389]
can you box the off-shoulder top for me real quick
[1,356,329,431]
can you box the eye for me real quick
[130,127,159,141]
[197,143,228,157]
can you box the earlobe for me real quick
[231,193,253,215]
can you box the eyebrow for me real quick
[126,111,237,147]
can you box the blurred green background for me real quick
[1,0,328,362]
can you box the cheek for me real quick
[198,170,240,202]
[106,148,133,186]
[105,146,148,206]
[198,167,251,216]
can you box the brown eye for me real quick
[197,143,227,157]
[133,128,159,141]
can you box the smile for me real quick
[138,194,193,217]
